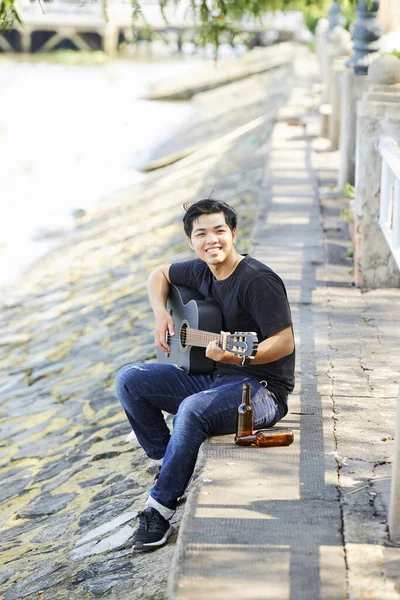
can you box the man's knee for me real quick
[115,364,130,396]
[114,364,148,401]
[174,394,212,432]
[117,362,150,379]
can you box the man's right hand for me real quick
[154,310,175,354]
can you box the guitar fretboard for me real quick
[184,328,223,349]
[167,328,223,349]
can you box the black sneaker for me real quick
[132,507,174,551]
[147,461,162,476]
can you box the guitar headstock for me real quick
[224,332,258,357]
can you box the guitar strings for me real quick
[165,329,248,349]
[166,330,222,344]
[165,330,248,341]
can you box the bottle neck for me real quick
[242,383,251,406]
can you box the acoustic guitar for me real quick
[157,284,258,374]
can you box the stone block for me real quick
[368,54,400,85]
[338,72,369,190]
[329,58,350,149]
[353,89,400,287]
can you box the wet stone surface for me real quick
[17,493,78,519]
[0,61,291,599]
[4,564,69,600]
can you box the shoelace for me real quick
[136,510,165,532]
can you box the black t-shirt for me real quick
[169,255,295,409]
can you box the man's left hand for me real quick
[205,332,239,364]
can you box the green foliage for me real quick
[382,49,400,60]
[344,182,355,199]
[306,6,326,33]
[0,0,359,42]
[0,0,21,30]
[340,0,355,29]
[299,0,355,34]
[341,208,353,223]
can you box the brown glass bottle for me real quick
[235,429,294,447]
[236,382,253,438]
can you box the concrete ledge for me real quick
[167,432,305,600]
[167,416,345,600]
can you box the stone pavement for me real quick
[0,63,292,599]
[167,50,400,599]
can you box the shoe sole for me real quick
[132,524,174,552]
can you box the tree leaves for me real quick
[0,0,358,41]
[0,0,22,30]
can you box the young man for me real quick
[115,198,295,551]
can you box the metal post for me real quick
[389,385,400,541]
[327,1,345,33]
[346,0,382,75]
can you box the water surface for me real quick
[0,55,202,289]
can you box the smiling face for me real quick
[188,212,237,269]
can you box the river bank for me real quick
[0,58,293,600]
[0,54,202,290]
[0,42,288,292]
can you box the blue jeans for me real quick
[114,363,285,510]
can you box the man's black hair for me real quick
[183,199,237,238]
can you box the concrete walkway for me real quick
[167,51,400,599]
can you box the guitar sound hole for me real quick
[180,322,188,348]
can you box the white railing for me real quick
[376,135,400,271]
[376,135,400,541]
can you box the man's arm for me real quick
[205,326,294,365]
[148,265,175,354]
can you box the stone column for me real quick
[103,24,119,56]
[326,26,352,149]
[329,58,349,149]
[315,18,330,82]
[20,29,31,53]
[353,55,400,288]
[338,0,383,189]
[316,11,351,143]
[338,71,369,188]
[103,0,120,56]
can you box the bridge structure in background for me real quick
[0,0,302,55]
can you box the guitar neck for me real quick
[185,328,222,349]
